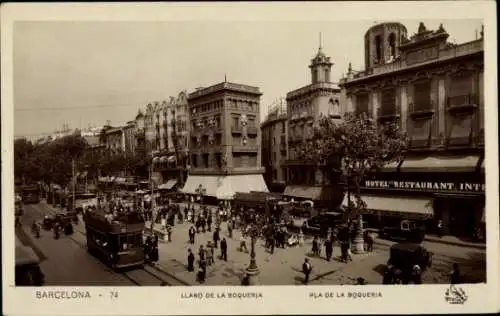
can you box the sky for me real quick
[14,19,482,138]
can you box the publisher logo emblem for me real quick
[445,285,468,305]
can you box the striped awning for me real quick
[400,155,480,172]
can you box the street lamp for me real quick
[245,225,260,285]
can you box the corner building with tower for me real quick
[180,81,268,202]
[339,22,485,239]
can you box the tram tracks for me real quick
[69,225,187,286]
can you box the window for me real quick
[449,73,474,107]
[380,88,397,116]
[388,33,396,59]
[191,154,198,168]
[272,169,278,181]
[281,121,285,133]
[375,35,382,63]
[356,94,369,116]
[232,116,239,128]
[414,81,432,111]
[202,153,209,168]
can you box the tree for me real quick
[297,112,408,253]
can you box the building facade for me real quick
[181,81,268,201]
[261,98,288,193]
[284,45,345,207]
[339,22,485,238]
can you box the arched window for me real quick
[375,35,382,63]
[388,33,396,59]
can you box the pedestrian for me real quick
[167,225,172,242]
[324,238,333,261]
[201,216,206,233]
[239,235,248,253]
[437,220,444,238]
[340,242,348,263]
[220,238,228,261]
[227,220,233,238]
[189,225,196,244]
[412,264,422,284]
[207,215,212,232]
[213,228,220,249]
[347,244,353,261]
[197,259,207,283]
[312,236,319,257]
[206,241,214,265]
[365,231,374,252]
[184,207,188,220]
[450,263,461,284]
[198,245,205,262]
[302,258,312,285]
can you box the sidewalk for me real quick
[365,228,486,250]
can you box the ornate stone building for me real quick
[140,91,190,186]
[261,98,288,193]
[284,44,345,207]
[339,22,485,238]
[181,81,268,201]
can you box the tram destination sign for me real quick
[364,180,485,193]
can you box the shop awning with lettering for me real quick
[284,185,342,202]
[342,194,434,220]
[400,155,481,172]
[380,161,401,172]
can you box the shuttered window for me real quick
[414,81,432,111]
[356,94,369,116]
[380,88,397,116]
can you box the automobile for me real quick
[303,212,343,236]
[379,220,426,243]
[385,242,433,284]
[42,215,55,230]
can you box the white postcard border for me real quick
[2,2,499,315]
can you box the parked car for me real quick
[304,212,343,236]
[42,215,55,230]
[379,220,426,242]
[385,242,433,284]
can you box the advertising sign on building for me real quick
[364,180,485,193]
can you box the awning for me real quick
[114,177,126,183]
[284,185,340,201]
[181,175,268,200]
[400,155,480,172]
[168,155,176,162]
[160,156,168,163]
[380,161,401,172]
[152,157,160,164]
[342,194,434,220]
[158,179,178,190]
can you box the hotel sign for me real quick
[364,180,485,193]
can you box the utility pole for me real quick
[72,158,76,213]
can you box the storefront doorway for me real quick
[435,197,481,238]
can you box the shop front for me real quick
[349,168,485,239]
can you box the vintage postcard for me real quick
[1,1,499,315]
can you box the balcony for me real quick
[377,106,400,122]
[247,126,258,136]
[232,145,258,153]
[409,101,435,120]
[447,94,478,116]
[231,125,242,134]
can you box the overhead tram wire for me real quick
[15,103,143,112]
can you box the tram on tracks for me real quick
[83,207,145,269]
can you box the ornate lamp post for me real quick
[245,224,260,285]
[195,184,206,205]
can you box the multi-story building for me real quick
[339,22,484,238]
[261,98,288,193]
[284,44,346,207]
[181,81,268,201]
[141,91,191,187]
[102,126,126,154]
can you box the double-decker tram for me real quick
[84,207,145,269]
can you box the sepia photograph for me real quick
[2,2,498,316]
